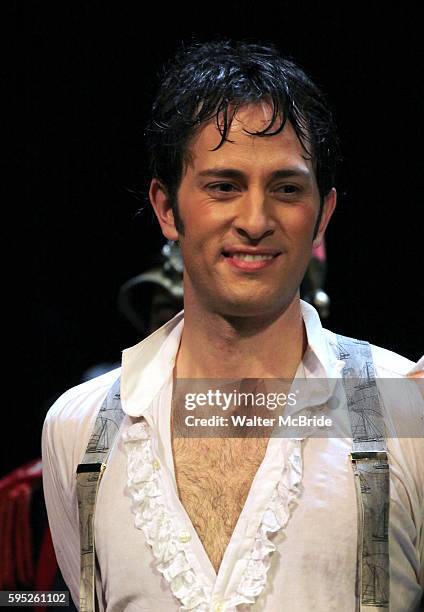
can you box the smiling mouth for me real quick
[222,250,281,259]
[223,253,275,262]
[222,251,281,270]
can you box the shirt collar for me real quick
[300,299,343,379]
[121,300,343,417]
[121,309,184,417]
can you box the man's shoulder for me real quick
[42,367,122,489]
[45,366,122,424]
[323,328,420,378]
[369,342,418,377]
[43,367,122,466]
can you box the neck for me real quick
[174,294,307,379]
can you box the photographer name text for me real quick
[184,414,333,427]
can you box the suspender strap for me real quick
[337,335,390,610]
[76,377,123,612]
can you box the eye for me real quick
[275,184,299,194]
[206,182,238,193]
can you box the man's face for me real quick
[151,103,336,319]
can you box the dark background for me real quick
[14,2,423,477]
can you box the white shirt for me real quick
[42,301,424,611]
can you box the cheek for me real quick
[184,211,227,247]
[283,225,315,249]
[283,208,318,241]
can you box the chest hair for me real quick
[172,436,269,573]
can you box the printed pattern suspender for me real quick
[336,335,390,610]
[76,377,124,612]
[75,335,390,611]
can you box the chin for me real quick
[214,295,291,319]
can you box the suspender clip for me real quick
[76,462,107,474]
[350,450,388,462]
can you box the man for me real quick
[42,40,423,611]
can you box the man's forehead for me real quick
[221,99,280,129]
[184,106,310,169]
[204,101,285,139]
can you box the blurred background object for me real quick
[301,242,330,319]
[118,240,184,335]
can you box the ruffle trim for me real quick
[227,439,304,610]
[124,422,303,612]
[123,420,212,611]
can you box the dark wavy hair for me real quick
[144,39,341,234]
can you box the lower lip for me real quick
[224,254,280,271]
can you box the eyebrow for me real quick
[196,167,311,180]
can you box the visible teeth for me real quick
[232,253,274,261]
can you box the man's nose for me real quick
[234,190,275,241]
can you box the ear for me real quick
[313,188,337,248]
[149,178,179,241]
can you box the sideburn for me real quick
[171,198,185,236]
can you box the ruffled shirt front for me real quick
[42,301,424,611]
[123,414,304,611]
